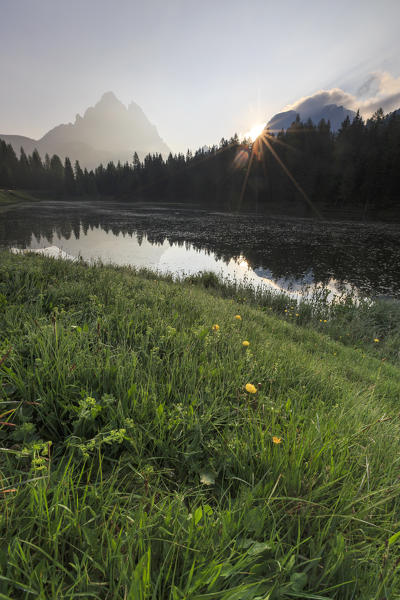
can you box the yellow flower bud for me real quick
[245,383,257,394]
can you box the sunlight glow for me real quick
[238,125,322,219]
[236,255,249,268]
[244,122,266,141]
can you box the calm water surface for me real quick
[1,200,400,300]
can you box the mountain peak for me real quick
[101,90,118,101]
[267,103,356,133]
[0,92,170,169]
[98,91,122,107]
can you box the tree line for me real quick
[1,107,399,215]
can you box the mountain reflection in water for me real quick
[1,200,400,300]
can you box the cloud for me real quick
[357,74,381,98]
[357,71,400,114]
[283,71,400,119]
[286,88,355,113]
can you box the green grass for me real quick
[1,251,400,599]
[0,189,44,207]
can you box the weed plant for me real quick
[1,251,400,599]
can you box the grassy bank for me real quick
[0,189,44,207]
[1,252,400,599]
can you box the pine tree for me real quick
[19,147,31,188]
[64,157,76,195]
[74,160,84,195]
[49,155,64,194]
[29,149,44,189]
[0,141,18,188]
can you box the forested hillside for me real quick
[1,109,399,215]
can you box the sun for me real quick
[244,122,266,141]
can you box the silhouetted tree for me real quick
[61,157,75,196]
[74,160,85,195]
[49,155,64,193]
[1,107,400,217]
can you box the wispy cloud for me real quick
[284,71,400,118]
[356,71,400,114]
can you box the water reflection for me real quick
[2,200,400,299]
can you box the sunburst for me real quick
[244,122,266,141]
[238,127,321,218]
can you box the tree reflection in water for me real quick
[1,200,400,299]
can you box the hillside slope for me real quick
[1,252,400,599]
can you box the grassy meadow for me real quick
[1,251,400,599]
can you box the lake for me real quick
[1,199,400,300]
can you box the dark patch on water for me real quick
[1,200,400,298]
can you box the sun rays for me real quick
[244,122,267,141]
[237,126,321,217]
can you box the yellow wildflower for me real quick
[374,338,379,343]
[272,436,282,444]
[323,319,327,323]
[245,383,257,394]
[295,313,299,317]
[284,309,288,313]
[212,324,220,331]
[235,315,242,320]
[242,340,250,347]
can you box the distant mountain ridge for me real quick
[0,92,170,169]
[267,103,356,133]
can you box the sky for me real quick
[1,0,400,153]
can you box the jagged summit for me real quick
[0,92,170,169]
[99,90,120,104]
